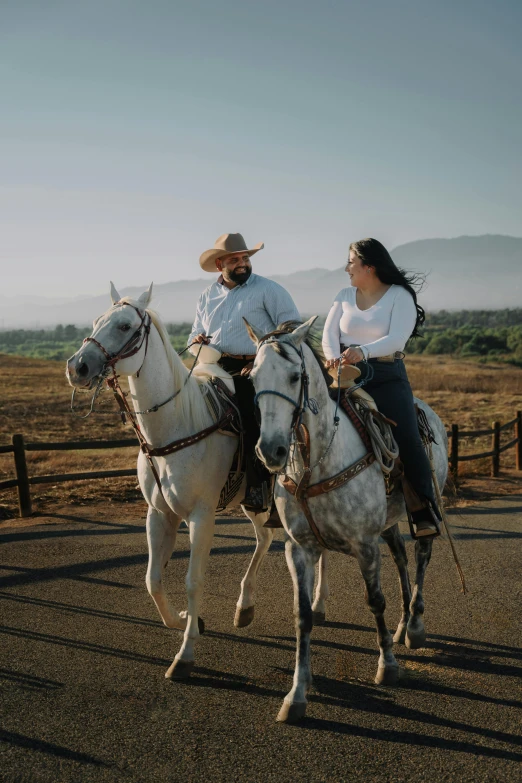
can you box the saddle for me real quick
[184,348,246,511]
[183,344,236,395]
[328,369,438,531]
[327,362,378,410]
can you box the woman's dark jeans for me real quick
[357,358,438,513]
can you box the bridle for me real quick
[71,301,205,419]
[83,301,152,378]
[70,301,151,419]
[253,335,342,485]
[254,336,320,430]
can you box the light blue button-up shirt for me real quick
[188,273,301,355]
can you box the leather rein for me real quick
[77,301,235,501]
[254,336,375,550]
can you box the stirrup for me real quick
[407,505,441,540]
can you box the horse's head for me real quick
[66,282,153,388]
[245,317,319,472]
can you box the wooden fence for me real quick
[449,411,521,481]
[0,436,139,518]
[1,411,521,518]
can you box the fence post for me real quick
[450,424,459,481]
[515,411,522,470]
[12,434,32,518]
[491,421,500,477]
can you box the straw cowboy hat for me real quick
[199,233,264,273]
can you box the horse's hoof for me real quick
[198,616,205,635]
[276,700,307,723]
[393,623,407,645]
[165,658,194,680]
[312,611,326,626]
[234,605,255,628]
[405,626,426,649]
[375,665,401,686]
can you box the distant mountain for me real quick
[391,235,521,312]
[0,235,520,328]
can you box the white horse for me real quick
[245,317,448,723]
[66,284,328,678]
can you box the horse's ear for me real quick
[110,281,121,304]
[137,282,153,308]
[243,318,265,346]
[287,316,318,348]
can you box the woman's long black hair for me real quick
[350,238,425,337]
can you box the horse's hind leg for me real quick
[380,525,412,644]
[406,538,433,649]
[146,507,185,630]
[312,552,329,625]
[235,508,273,628]
[357,541,400,686]
[277,540,317,723]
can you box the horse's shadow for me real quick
[171,664,522,761]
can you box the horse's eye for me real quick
[119,323,132,332]
[290,373,300,384]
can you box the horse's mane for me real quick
[263,320,333,387]
[118,297,211,431]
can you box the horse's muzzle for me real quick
[256,437,288,472]
[66,349,104,388]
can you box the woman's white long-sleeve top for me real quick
[322,285,417,361]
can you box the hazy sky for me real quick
[1,0,521,298]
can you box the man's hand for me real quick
[193,333,211,345]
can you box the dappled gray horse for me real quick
[246,317,448,723]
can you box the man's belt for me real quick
[220,353,257,361]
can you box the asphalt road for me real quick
[1,495,521,783]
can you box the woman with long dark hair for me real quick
[322,238,440,537]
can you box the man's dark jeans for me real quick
[218,356,271,491]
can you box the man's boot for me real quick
[242,481,270,513]
[263,500,283,529]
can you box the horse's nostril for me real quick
[276,446,287,459]
[77,362,89,377]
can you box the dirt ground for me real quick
[0,353,521,519]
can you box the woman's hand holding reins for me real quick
[325,347,364,368]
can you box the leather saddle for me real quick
[327,362,378,411]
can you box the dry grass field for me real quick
[1,352,521,518]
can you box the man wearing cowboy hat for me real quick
[188,232,301,512]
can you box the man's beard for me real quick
[228,265,252,285]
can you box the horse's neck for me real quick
[127,325,209,445]
[287,354,363,478]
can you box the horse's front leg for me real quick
[312,551,329,625]
[165,506,215,679]
[235,508,273,628]
[357,540,400,686]
[277,539,318,723]
[406,537,433,649]
[146,507,185,630]
[380,524,412,644]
